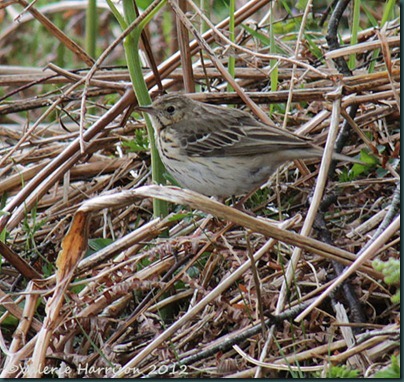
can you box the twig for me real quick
[295,215,400,322]
[187,0,328,79]
[325,0,352,76]
[359,182,400,254]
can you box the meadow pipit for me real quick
[137,94,360,197]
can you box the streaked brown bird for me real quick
[137,94,360,197]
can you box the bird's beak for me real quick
[136,105,158,115]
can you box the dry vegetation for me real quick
[0,0,400,378]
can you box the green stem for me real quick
[348,0,360,70]
[269,2,278,114]
[86,0,97,58]
[55,13,66,67]
[368,0,396,73]
[106,0,126,28]
[227,0,235,92]
[121,0,169,219]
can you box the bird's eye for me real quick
[166,106,175,114]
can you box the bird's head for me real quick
[136,94,195,129]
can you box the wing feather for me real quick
[174,105,316,157]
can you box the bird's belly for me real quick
[162,155,277,197]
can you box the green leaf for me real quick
[279,0,292,15]
[373,355,400,378]
[303,33,323,60]
[360,3,378,27]
[339,149,379,182]
[168,211,205,223]
[373,258,400,303]
[326,365,360,378]
[295,0,309,11]
[0,228,7,243]
[136,0,155,9]
[373,258,400,286]
[359,149,380,165]
[167,212,194,223]
[122,129,150,152]
[240,23,270,46]
[88,238,114,253]
[187,266,201,278]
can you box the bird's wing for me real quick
[178,114,314,157]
